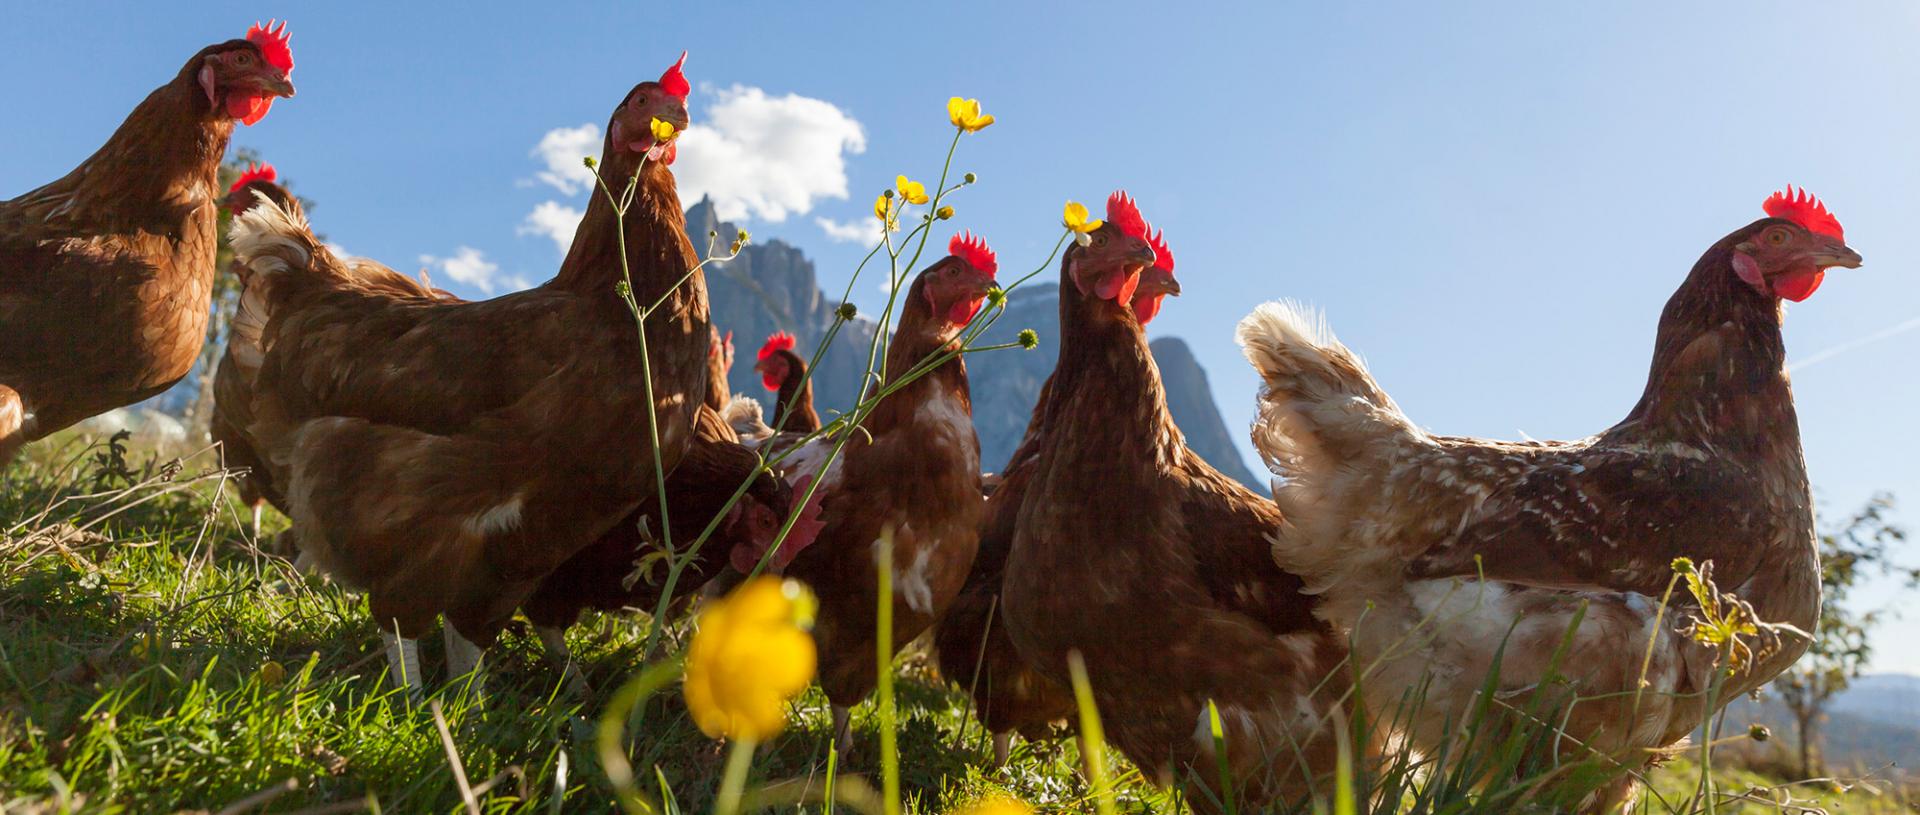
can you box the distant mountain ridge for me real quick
[690,198,1265,489]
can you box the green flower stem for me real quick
[875,526,900,815]
[596,655,686,815]
[714,736,759,815]
[1067,651,1116,815]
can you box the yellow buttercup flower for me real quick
[947,97,996,133]
[954,796,1035,815]
[683,577,818,742]
[896,175,930,205]
[649,117,678,142]
[874,193,899,232]
[1063,200,1104,246]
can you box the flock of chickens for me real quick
[0,23,1866,814]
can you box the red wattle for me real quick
[1132,294,1165,325]
[1093,269,1142,304]
[1772,270,1825,302]
[760,375,782,391]
[228,94,272,125]
[945,297,984,327]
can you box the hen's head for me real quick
[911,231,1000,332]
[1732,187,1861,302]
[1131,225,1180,325]
[727,471,826,576]
[754,332,801,391]
[1067,191,1158,313]
[608,52,691,165]
[221,162,284,215]
[194,21,295,126]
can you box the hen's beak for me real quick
[1809,244,1863,269]
[261,74,296,98]
[1160,276,1182,297]
[966,276,998,298]
[1128,245,1157,270]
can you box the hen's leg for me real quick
[443,624,487,687]
[249,502,264,541]
[536,624,591,696]
[0,385,24,467]
[382,630,423,696]
[992,731,1013,768]
[832,705,854,756]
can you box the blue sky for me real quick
[5,3,1916,671]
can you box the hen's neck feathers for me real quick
[1620,223,1798,456]
[1043,252,1184,462]
[18,55,232,233]
[861,278,971,438]
[772,351,821,433]
[550,157,698,309]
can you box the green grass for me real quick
[1,435,1912,813]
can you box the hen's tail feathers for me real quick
[723,395,774,443]
[1235,300,1421,483]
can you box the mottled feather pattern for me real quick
[1234,223,1822,783]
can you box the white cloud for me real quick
[815,216,883,247]
[419,247,529,295]
[518,201,585,255]
[674,85,866,223]
[529,123,602,195]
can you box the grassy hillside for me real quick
[1,433,1912,813]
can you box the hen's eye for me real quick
[234,52,253,65]
[1766,229,1789,246]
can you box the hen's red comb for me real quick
[947,231,998,277]
[228,162,277,196]
[758,331,796,360]
[1106,191,1147,239]
[659,51,690,98]
[1146,225,1174,273]
[246,20,293,74]
[1763,186,1844,241]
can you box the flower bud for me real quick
[936,206,955,221]
[836,302,858,321]
[583,156,598,169]
[1017,329,1039,350]
[963,172,977,184]
[1748,724,1771,742]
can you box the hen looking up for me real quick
[934,226,1181,767]
[774,232,998,747]
[1001,193,1347,809]
[209,165,453,540]
[226,55,707,691]
[754,332,822,435]
[1237,188,1861,812]
[0,23,295,465]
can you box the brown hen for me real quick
[0,23,294,464]
[1236,188,1861,812]
[1001,194,1348,810]
[225,58,707,690]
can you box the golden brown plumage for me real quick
[225,75,703,687]
[1000,204,1348,810]
[1237,203,1862,811]
[0,31,293,464]
[210,179,452,535]
[776,252,997,742]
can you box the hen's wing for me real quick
[1403,442,1779,598]
[1177,457,1321,634]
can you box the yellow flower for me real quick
[896,175,930,205]
[1063,200,1104,246]
[947,97,996,132]
[954,796,1035,815]
[650,117,678,142]
[874,192,899,232]
[683,577,818,742]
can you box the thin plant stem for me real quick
[714,737,759,815]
